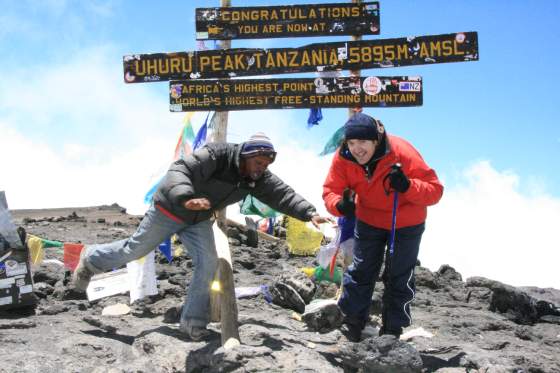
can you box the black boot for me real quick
[379,325,402,339]
[340,322,362,342]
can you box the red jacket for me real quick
[323,135,443,230]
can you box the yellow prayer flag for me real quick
[286,217,324,256]
[27,235,45,265]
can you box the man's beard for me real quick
[249,171,263,180]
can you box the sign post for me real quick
[123,32,478,83]
[196,2,380,40]
[349,0,362,119]
[169,76,423,111]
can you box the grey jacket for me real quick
[153,142,317,224]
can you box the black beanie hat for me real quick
[343,113,381,141]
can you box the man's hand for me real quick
[310,214,333,229]
[388,167,410,193]
[183,198,211,211]
[336,188,356,218]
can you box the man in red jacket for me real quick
[323,113,443,342]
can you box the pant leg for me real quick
[383,222,425,331]
[85,205,182,272]
[178,219,217,327]
[338,220,387,329]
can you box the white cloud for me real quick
[421,160,560,289]
[0,45,188,214]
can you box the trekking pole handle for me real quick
[391,163,402,172]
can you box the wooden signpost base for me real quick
[210,223,240,349]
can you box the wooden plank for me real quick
[123,32,478,83]
[169,76,423,111]
[210,222,240,347]
[196,2,380,40]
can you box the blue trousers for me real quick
[84,205,217,328]
[338,220,425,331]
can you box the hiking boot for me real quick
[379,325,403,339]
[179,322,211,341]
[72,248,94,292]
[340,323,362,342]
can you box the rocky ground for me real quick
[1,204,559,373]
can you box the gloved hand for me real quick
[336,188,356,217]
[388,167,410,193]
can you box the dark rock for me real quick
[465,276,502,289]
[302,299,343,332]
[32,282,55,298]
[539,315,560,324]
[278,271,316,304]
[52,281,87,301]
[437,264,463,282]
[33,263,66,286]
[535,299,560,318]
[267,251,282,259]
[186,344,274,373]
[490,283,556,325]
[82,316,117,333]
[228,237,241,246]
[158,279,184,298]
[415,266,440,289]
[269,282,306,313]
[38,304,69,315]
[244,217,259,248]
[163,305,182,323]
[339,335,423,372]
[519,286,560,306]
[226,226,241,240]
[130,298,160,318]
[515,326,536,341]
[237,260,256,270]
[0,320,37,329]
[465,287,493,304]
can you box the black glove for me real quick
[336,188,356,217]
[388,167,410,193]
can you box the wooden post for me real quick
[209,1,238,346]
[206,0,240,349]
[348,0,362,119]
[214,0,231,228]
[210,223,240,348]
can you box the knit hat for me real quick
[343,113,383,142]
[240,132,276,161]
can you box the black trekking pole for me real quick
[381,163,401,335]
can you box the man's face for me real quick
[242,155,273,180]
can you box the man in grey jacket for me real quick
[73,133,329,340]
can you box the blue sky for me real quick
[1,0,559,289]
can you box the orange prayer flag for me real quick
[63,243,84,271]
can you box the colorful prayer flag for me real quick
[63,243,84,271]
[319,126,345,156]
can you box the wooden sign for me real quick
[169,76,422,111]
[196,2,380,40]
[124,32,478,83]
